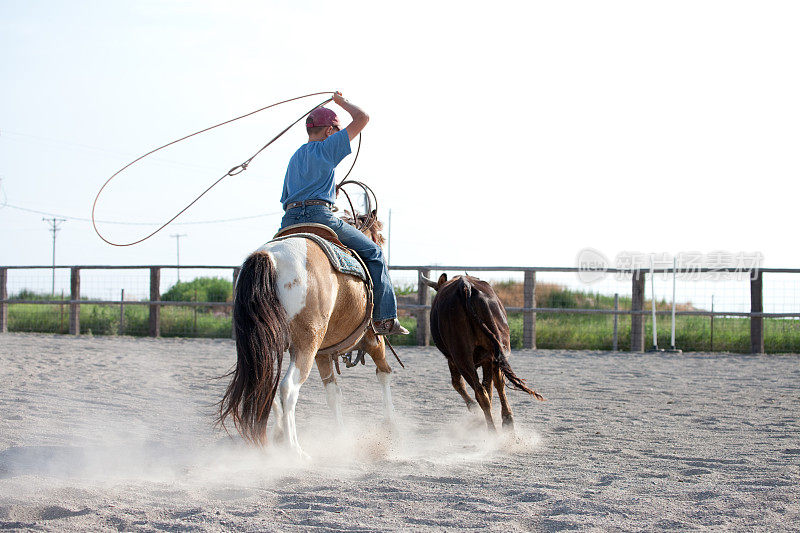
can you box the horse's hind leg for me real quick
[269,385,286,443]
[360,332,396,423]
[492,363,515,431]
[316,354,344,428]
[279,347,316,458]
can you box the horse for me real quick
[218,213,395,457]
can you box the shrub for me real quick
[12,290,67,301]
[162,277,232,303]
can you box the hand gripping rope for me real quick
[91,91,365,247]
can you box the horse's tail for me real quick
[218,251,289,445]
[460,278,545,401]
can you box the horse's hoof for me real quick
[384,416,400,436]
[269,428,286,444]
[288,446,311,462]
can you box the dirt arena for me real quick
[0,333,797,531]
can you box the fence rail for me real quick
[2,264,799,353]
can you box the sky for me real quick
[2,0,799,276]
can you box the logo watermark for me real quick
[576,248,610,284]
[576,248,763,284]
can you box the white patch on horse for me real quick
[257,239,308,321]
[279,361,307,457]
[324,381,344,427]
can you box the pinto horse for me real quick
[218,215,395,457]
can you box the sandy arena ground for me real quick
[0,333,798,531]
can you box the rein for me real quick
[92,91,336,247]
[384,337,406,368]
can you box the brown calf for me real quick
[422,273,544,431]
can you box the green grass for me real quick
[507,313,770,352]
[393,283,418,296]
[383,312,799,352]
[7,303,231,338]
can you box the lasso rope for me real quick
[92,91,340,247]
[335,130,380,233]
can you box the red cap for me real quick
[306,107,340,129]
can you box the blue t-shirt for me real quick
[280,129,351,208]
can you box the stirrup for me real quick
[342,349,366,368]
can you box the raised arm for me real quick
[333,91,369,141]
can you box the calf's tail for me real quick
[460,278,545,401]
[495,351,546,401]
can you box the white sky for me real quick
[2,0,799,271]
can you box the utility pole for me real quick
[42,217,66,295]
[171,233,187,282]
[387,208,392,267]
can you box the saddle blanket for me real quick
[270,232,370,285]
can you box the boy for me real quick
[279,91,408,336]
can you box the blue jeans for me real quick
[280,205,398,321]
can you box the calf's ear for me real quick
[437,273,448,288]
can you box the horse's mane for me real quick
[340,210,386,247]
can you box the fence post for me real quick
[119,289,125,336]
[59,289,65,333]
[630,270,645,352]
[750,270,764,354]
[612,293,619,351]
[417,268,431,346]
[149,267,160,337]
[523,270,536,349]
[231,267,240,341]
[0,267,7,333]
[69,267,80,335]
[710,295,715,351]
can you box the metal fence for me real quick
[2,265,799,353]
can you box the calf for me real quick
[422,273,544,431]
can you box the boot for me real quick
[373,318,409,336]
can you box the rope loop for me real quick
[92,91,336,247]
[337,178,379,233]
[227,163,248,176]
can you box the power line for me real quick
[0,124,291,227]
[1,202,282,226]
[171,233,187,281]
